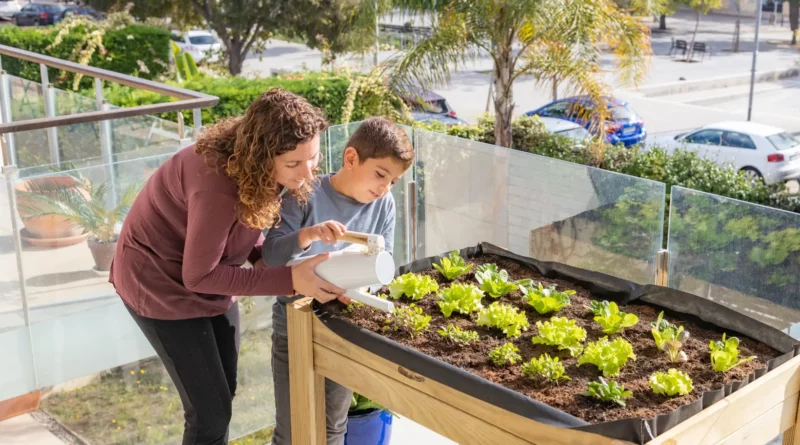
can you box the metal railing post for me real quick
[192,108,202,140]
[655,249,670,287]
[39,64,59,166]
[406,180,418,262]
[95,78,117,207]
[0,57,16,165]
[2,159,39,388]
[177,111,192,148]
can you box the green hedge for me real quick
[0,24,170,89]
[102,73,395,126]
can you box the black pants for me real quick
[125,303,240,445]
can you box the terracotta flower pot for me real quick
[15,176,90,241]
[88,238,117,272]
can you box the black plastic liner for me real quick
[314,243,800,444]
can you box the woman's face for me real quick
[274,133,321,190]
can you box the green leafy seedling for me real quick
[390,304,431,337]
[476,302,530,338]
[582,377,633,407]
[433,250,473,281]
[651,311,689,363]
[388,273,439,301]
[474,264,519,298]
[587,300,639,335]
[578,336,636,377]
[531,316,586,357]
[437,324,480,346]
[437,283,484,317]
[488,342,522,367]
[521,354,571,384]
[520,282,574,315]
[649,369,693,397]
[709,333,756,373]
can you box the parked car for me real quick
[539,117,592,143]
[55,5,104,23]
[762,0,782,13]
[648,121,800,184]
[171,29,221,63]
[0,0,21,20]
[12,3,65,26]
[525,96,646,147]
[403,89,465,125]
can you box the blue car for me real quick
[525,96,646,147]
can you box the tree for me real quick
[290,0,392,69]
[791,0,799,45]
[86,0,296,76]
[613,0,676,29]
[732,0,742,52]
[388,0,650,148]
[682,0,724,60]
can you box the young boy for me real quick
[262,117,414,445]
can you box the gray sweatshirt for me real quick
[263,174,396,332]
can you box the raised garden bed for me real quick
[303,243,800,444]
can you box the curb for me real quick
[635,67,800,97]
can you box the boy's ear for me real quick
[343,146,360,169]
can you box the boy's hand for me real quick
[298,220,346,248]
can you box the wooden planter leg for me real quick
[288,297,327,445]
[783,397,800,445]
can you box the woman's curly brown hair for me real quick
[195,88,328,230]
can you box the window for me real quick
[721,131,756,150]
[189,35,217,45]
[557,127,591,141]
[611,105,637,121]
[684,129,723,145]
[21,4,36,12]
[540,101,571,118]
[170,34,184,42]
[767,132,800,151]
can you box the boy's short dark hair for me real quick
[344,117,414,169]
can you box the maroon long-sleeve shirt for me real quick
[110,146,294,320]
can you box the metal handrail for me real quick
[0,44,219,134]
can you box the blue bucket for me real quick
[344,409,393,445]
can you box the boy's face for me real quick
[342,146,409,204]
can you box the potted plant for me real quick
[21,177,141,272]
[15,175,91,246]
[344,392,393,445]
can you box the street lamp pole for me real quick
[374,0,379,67]
[747,3,763,121]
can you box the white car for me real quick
[170,30,221,63]
[649,121,800,184]
[0,0,21,20]
[539,117,592,143]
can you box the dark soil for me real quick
[325,254,780,424]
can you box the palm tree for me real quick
[387,0,651,147]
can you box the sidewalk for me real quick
[0,413,65,445]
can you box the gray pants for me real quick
[271,302,352,445]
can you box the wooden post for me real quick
[287,297,327,445]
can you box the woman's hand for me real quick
[290,253,346,303]
[298,220,346,248]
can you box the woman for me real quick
[110,89,344,445]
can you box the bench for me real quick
[690,41,711,61]
[669,38,688,57]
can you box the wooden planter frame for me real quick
[288,298,800,445]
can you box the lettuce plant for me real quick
[488,342,522,366]
[433,250,473,281]
[476,302,530,338]
[651,311,689,363]
[649,369,693,397]
[389,304,431,337]
[474,264,518,298]
[577,336,636,377]
[582,378,633,407]
[521,353,570,384]
[437,283,484,317]
[587,300,639,335]
[520,281,574,315]
[709,333,756,373]
[388,273,439,301]
[437,324,480,346]
[531,316,586,357]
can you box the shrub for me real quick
[0,22,169,90]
